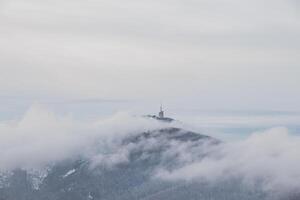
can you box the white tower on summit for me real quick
[158,104,164,118]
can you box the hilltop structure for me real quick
[145,105,174,122]
[158,105,164,118]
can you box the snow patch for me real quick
[63,169,76,178]
[28,167,51,190]
[0,171,12,188]
[88,192,94,199]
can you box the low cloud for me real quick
[156,127,300,195]
[0,104,168,170]
[1,105,300,196]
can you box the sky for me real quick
[0,0,300,116]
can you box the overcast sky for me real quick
[0,0,299,114]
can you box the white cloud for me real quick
[1,104,300,196]
[156,127,300,195]
[0,104,168,170]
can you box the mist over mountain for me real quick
[0,106,300,200]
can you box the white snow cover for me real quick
[63,169,76,178]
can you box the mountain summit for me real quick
[0,116,294,200]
